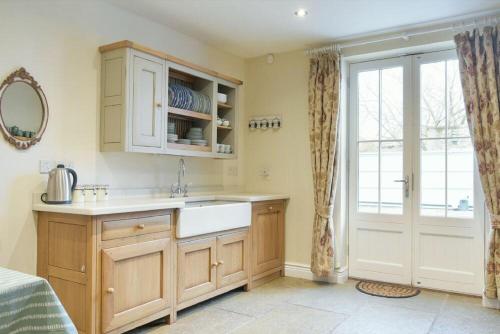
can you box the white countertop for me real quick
[32,193,289,215]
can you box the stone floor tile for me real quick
[331,303,435,334]
[231,303,347,334]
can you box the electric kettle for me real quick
[41,164,78,204]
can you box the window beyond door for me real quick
[357,66,404,215]
[418,59,474,218]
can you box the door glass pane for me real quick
[358,70,379,141]
[420,139,446,217]
[447,60,469,138]
[420,62,446,138]
[359,142,379,213]
[447,138,474,218]
[380,141,403,214]
[381,67,403,140]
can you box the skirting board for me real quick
[284,262,349,284]
[483,294,500,309]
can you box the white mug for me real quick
[261,119,268,129]
[72,186,85,203]
[249,120,256,129]
[84,185,97,203]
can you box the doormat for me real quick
[356,280,420,298]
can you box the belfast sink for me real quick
[177,201,251,238]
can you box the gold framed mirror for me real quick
[0,68,48,149]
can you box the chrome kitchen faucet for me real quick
[170,158,188,197]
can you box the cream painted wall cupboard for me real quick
[99,40,242,158]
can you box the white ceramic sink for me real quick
[177,201,251,238]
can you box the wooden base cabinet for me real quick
[176,229,250,310]
[176,237,217,304]
[250,201,285,287]
[37,210,174,334]
[101,238,171,333]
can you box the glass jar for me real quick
[96,185,109,201]
[72,185,85,203]
[84,185,97,202]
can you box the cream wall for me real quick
[0,0,245,273]
[243,30,458,269]
[244,51,315,266]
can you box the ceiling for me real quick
[106,0,500,58]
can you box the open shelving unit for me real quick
[99,40,241,158]
[215,83,237,158]
[166,66,214,155]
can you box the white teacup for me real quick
[261,119,268,129]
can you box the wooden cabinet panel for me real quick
[252,202,284,276]
[49,276,87,333]
[131,52,164,149]
[101,238,170,332]
[101,214,171,241]
[216,231,249,289]
[48,221,87,273]
[177,238,217,303]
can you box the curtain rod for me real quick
[306,13,500,55]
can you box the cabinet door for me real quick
[131,52,164,149]
[101,238,170,333]
[252,202,284,276]
[216,230,249,289]
[177,238,217,304]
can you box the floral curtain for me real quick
[308,52,341,276]
[455,26,500,301]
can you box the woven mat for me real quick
[356,280,420,298]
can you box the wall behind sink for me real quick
[0,0,245,273]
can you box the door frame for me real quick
[347,55,413,285]
[411,49,485,294]
[346,49,485,294]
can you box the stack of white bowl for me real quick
[186,127,207,146]
[167,123,178,143]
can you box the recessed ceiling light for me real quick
[294,9,308,17]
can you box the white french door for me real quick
[348,50,484,294]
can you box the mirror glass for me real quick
[0,81,43,139]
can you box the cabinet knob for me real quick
[80,265,86,272]
[107,287,114,294]
[137,224,145,229]
[156,102,162,108]
[269,206,273,211]
[211,262,218,268]
[218,260,224,266]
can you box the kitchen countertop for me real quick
[32,193,289,215]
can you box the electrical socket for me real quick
[259,167,270,178]
[39,160,74,174]
[39,160,52,174]
[228,166,238,176]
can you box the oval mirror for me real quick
[0,68,48,149]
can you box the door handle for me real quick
[394,175,410,198]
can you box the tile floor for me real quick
[128,277,500,334]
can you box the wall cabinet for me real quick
[130,54,164,149]
[100,40,241,158]
[251,201,285,287]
